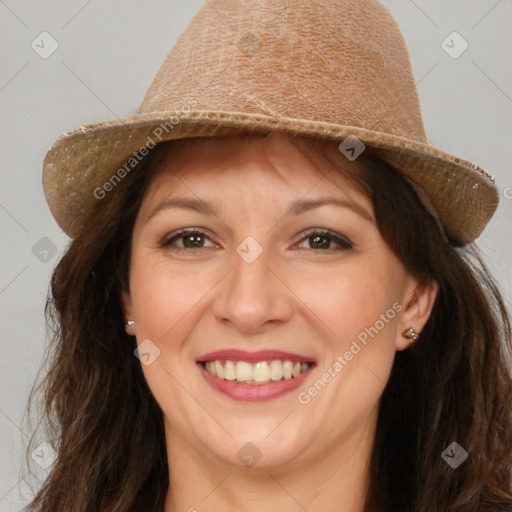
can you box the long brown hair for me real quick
[25,136,512,511]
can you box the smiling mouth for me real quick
[201,359,313,385]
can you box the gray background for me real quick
[1,1,511,509]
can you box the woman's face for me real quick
[122,133,435,470]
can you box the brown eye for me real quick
[297,229,352,251]
[162,229,216,250]
[181,233,205,248]
[309,234,331,249]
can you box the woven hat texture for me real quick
[42,0,498,243]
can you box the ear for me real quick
[396,276,438,351]
[120,288,136,336]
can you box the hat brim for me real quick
[43,110,498,243]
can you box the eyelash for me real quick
[161,227,353,252]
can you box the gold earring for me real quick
[402,326,420,344]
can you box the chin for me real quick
[199,417,310,469]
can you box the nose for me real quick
[211,244,294,335]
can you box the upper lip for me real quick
[196,349,315,364]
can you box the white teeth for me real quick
[253,361,270,383]
[224,360,236,381]
[236,361,253,382]
[214,360,224,379]
[203,359,311,384]
[269,360,283,381]
[283,360,293,379]
[206,361,216,376]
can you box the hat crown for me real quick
[42,0,498,243]
[140,0,427,142]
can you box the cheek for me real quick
[128,257,217,430]
[307,262,400,348]
[129,257,212,340]
[295,267,400,429]
[304,261,401,404]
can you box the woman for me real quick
[27,0,512,511]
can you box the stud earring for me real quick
[125,320,135,329]
[402,326,420,344]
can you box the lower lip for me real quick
[198,363,315,402]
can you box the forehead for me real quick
[143,133,370,205]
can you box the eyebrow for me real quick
[146,196,373,224]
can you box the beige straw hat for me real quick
[42,0,498,244]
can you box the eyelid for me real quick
[161,227,218,248]
[294,228,353,250]
[161,227,353,251]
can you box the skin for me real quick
[121,133,438,512]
